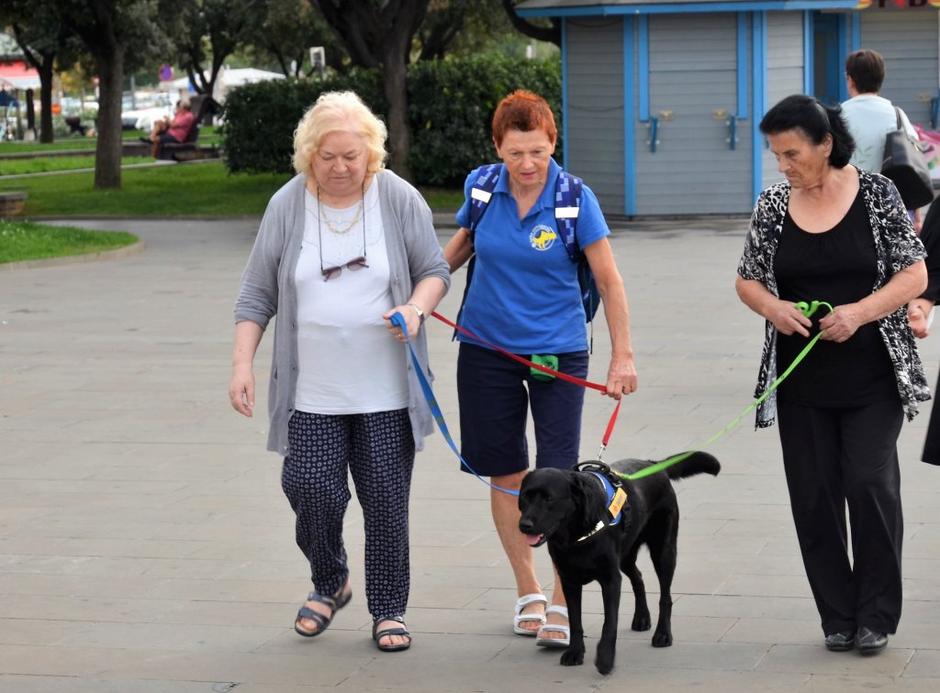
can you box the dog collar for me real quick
[576,471,628,542]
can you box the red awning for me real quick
[0,61,41,90]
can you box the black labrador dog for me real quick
[518,452,720,675]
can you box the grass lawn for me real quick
[0,220,137,264]
[420,186,464,211]
[0,155,152,176]
[2,160,462,218]
[0,126,222,155]
[6,161,291,217]
[0,132,143,154]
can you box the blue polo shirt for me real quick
[455,158,610,354]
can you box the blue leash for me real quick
[390,312,520,496]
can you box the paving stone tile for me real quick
[0,676,227,693]
[3,219,940,692]
[803,675,940,692]
[720,617,822,645]
[903,649,940,679]
[756,644,913,677]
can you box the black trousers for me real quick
[777,398,904,635]
[921,368,940,465]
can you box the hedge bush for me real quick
[222,68,385,175]
[222,55,561,187]
[407,54,561,186]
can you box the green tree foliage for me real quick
[222,55,560,187]
[58,0,175,189]
[500,0,560,46]
[416,0,490,61]
[313,0,430,181]
[416,0,546,61]
[250,0,348,77]
[0,1,80,143]
[171,0,257,121]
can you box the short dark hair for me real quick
[759,94,855,168]
[845,49,886,94]
[491,90,557,147]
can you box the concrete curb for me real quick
[0,239,146,271]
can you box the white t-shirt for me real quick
[841,94,918,173]
[293,180,409,415]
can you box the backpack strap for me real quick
[468,163,503,235]
[555,170,583,260]
[556,170,600,334]
[454,163,501,341]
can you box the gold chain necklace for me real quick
[317,185,364,235]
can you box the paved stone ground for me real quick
[2,216,940,692]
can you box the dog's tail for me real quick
[663,451,720,480]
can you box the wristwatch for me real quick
[408,302,426,325]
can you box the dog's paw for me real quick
[560,647,585,667]
[595,651,615,675]
[651,629,673,648]
[631,612,651,631]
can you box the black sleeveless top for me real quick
[774,191,898,407]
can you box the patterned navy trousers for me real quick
[282,408,415,621]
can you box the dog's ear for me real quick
[570,473,602,533]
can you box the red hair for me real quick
[491,90,557,147]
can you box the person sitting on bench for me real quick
[148,99,195,157]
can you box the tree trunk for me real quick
[38,60,54,144]
[94,49,125,190]
[382,53,412,181]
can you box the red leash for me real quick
[431,311,606,391]
[431,311,622,460]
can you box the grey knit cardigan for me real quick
[234,170,451,455]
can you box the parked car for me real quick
[121,91,173,130]
[59,96,98,115]
[127,107,174,131]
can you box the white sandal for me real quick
[535,605,570,648]
[513,593,548,636]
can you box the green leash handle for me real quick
[794,300,833,320]
[621,299,834,481]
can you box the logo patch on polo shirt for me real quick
[529,224,557,251]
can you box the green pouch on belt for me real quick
[529,354,558,382]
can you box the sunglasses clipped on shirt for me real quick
[317,185,369,282]
[321,255,368,281]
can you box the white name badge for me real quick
[471,188,492,203]
[555,206,579,219]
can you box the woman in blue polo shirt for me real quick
[443,90,638,648]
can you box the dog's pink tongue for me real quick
[525,534,544,546]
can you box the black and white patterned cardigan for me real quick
[737,169,929,428]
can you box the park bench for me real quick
[0,191,27,218]
[156,124,201,161]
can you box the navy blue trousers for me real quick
[456,341,588,476]
[282,409,415,621]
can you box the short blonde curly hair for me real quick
[292,91,388,176]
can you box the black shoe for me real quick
[856,626,887,655]
[824,629,856,652]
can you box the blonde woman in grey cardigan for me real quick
[230,91,449,652]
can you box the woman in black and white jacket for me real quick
[735,95,927,656]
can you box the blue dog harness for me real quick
[576,462,628,542]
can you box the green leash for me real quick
[620,300,834,482]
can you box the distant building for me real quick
[517,0,940,216]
